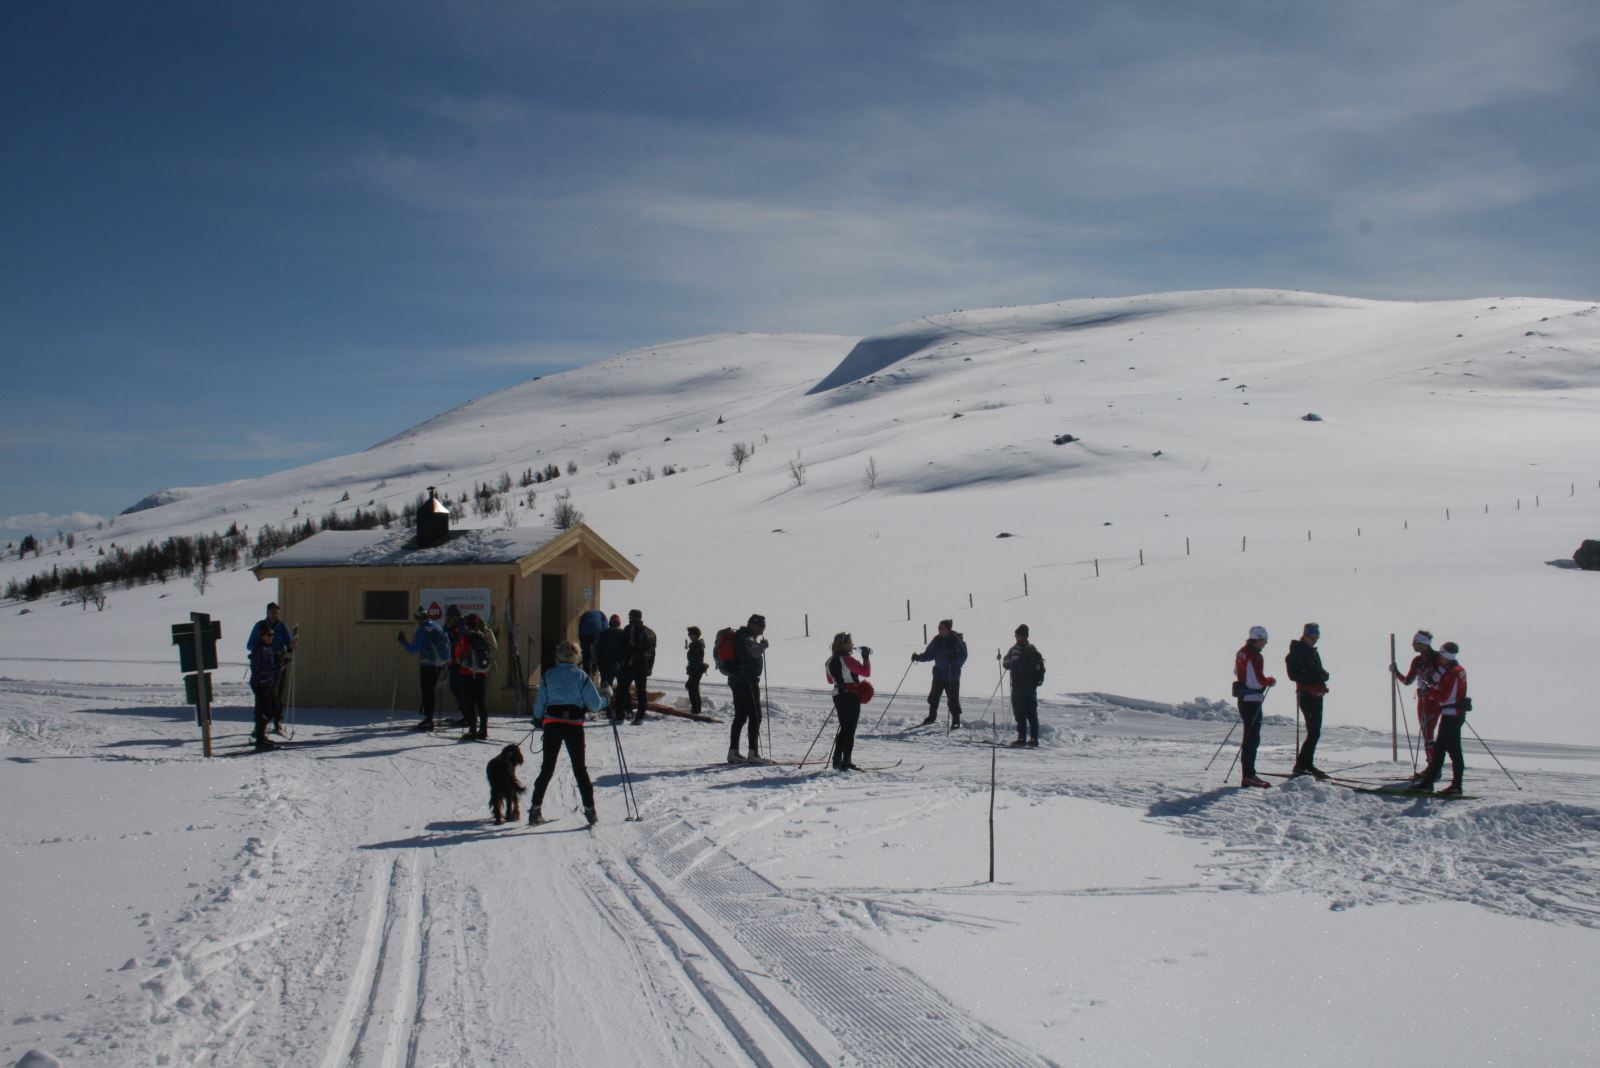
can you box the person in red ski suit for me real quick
[1415,642,1468,794]
[1233,625,1276,788]
[1392,629,1441,764]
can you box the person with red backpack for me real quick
[1233,625,1276,787]
[1392,629,1441,765]
[825,632,873,771]
[1414,641,1469,795]
[722,614,768,763]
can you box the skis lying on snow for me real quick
[644,701,722,722]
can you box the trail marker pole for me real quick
[1389,634,1399,763]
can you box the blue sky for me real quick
[3,0,1596,542]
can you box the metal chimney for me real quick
[417,487,450,549]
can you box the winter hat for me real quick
[609,614,622,626]
[748,613,767,629]
[1303,623,1320,637]
[1440,641,1460,661]
[938,619,954,630]
[445,604,462,620]
[414,607,429,621]
[1249,625,1269,641]
[1014,624,1029,638]
[1413,629,1433,648]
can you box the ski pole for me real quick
[1393,673,1418,772]
[1204,721,1239,771]
[388,662,400,723]
[1465,720,1522,790]
[609,714,643,819]
[869,657,916,731]
[797,705,837,769]
[762,653,773,760]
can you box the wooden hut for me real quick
[253,498,637,713]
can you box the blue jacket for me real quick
[914,632,968,681]
[400,620,452,667]
[534,663,605,726]
[246,619,293,655]
[578,609,607,638]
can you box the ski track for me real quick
[6,680,1600,1065]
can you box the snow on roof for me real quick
[256,525,572,570]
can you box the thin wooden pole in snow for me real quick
[1389,633,1398,763]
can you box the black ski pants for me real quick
[1237,699,1263,778]
[1295,692,1323,771]
[619,669,649,720]
[831,692,862,769]
[686,669,705,717]
[418,663,443,721]
[462,674,488,734]
[531,722,595,809]
[729,678,762,755]
[1419,713,1465,786]
[251,682,278,741]
[928,678,962,721]
[1011,684,1038,742]
[580,633,598,675]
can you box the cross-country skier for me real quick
[685,626,707,717]
[912,619,967,727]
[1284,622,1330,779]
[454,614,496,740]
[1391,629,1441,764]
[529,640,605,825]
[1233,626,1276,787]
[620,609,656,725]
[1413,641,1468,795]
[248,624,282,750]
[397,606,451,731]
[577,605,607,675]
[595,614,627,719]
[246,601,295,734]
[1002,624,1044,747]
[726,614,768,764]
[826,633,872,770]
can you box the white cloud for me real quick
[2,511,108,535]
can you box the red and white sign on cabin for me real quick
[421,587,493,625]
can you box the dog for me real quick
[486,743,526,824]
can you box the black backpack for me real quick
[466,630,494,673]
[1027,646,1046,687]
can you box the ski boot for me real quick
[1240,775,1271,788]
[583,806,598,825]
[1438,782,1463,797]
[529,806,545,826]
[727,748,743,765]
[920,714,937,726]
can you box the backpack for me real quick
[713,627,738,676]
[1028,646,1046,688]
[630,624,657,673]
[466,630,494,674]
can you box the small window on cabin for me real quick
[363,590,410,622]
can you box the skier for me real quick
[248,624,281,750]
[595,614,627,719]
[912,619,967,727]
[685,626,708,717]
[1391,629,1441,765]
[577,605,607,675]
[1233,625,1276,788]
[454,614,497,740]
[1284,622,1330,779]
[529,640,605,825]
[1001,624,1044,747]
[620,609,657,725]
[396,606,451,731]
[726,614,769,764]
[442,605,469,727]
[1414,641,1468,795]
[245,601,295,734]
[826,633,872,770]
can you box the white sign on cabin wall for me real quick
[420,588,493,625]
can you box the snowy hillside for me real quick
[4,289,1600,1067]
[5,289,1598,743]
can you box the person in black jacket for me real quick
[620,609,656,725]
[594,613,627,718]
[726,614,769,763]
[1001,624,1044,748]
[685,626,707,717]
[1284,622,1330,779]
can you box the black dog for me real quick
[486,744,525,825]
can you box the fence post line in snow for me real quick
[922,622,927,644]
[1094,558,1100,578]
[804,613,809,638]
[1186,536,1190,556]
[1242,535,1247,552]
[906,599,911,621]
[1024,573,1029,597]
[969,592,974,608]
[1139,549,1144,566]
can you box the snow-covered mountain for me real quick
[5,289,1600,1068]
[4,289,1599,743]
